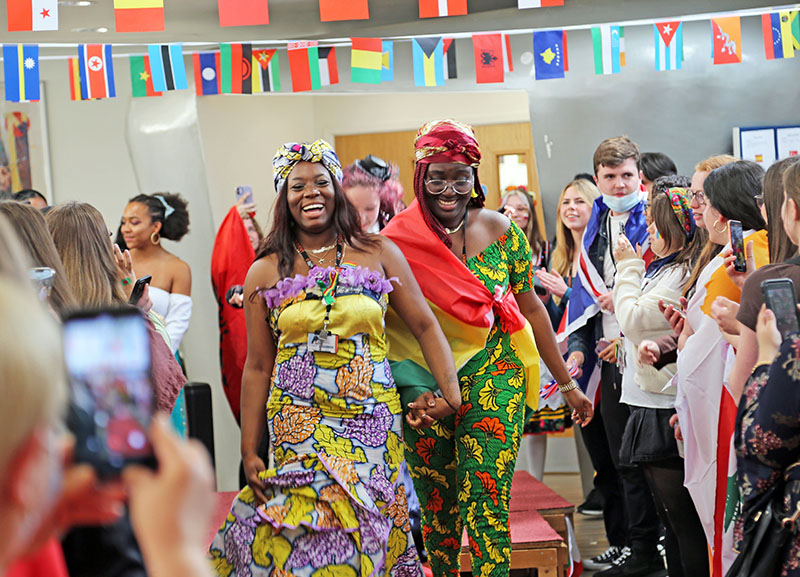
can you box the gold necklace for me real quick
[445,218,465,234]
[310,242,336,254]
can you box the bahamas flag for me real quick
[654,21,683,71]
[3,44,39,102]
[762,11,800,60]
[674,229,769,577]
[591,24,624,74]
[382,200,541,413]
[412,37,444,87]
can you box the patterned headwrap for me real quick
[272,139,343,194]
[667,187,696,239]
[413,119,484,246]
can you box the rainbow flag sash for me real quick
[381,200,540,412]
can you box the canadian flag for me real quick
[7,0,58,31]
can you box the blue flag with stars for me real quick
[533,30,566,80]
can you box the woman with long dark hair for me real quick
[210,140,462,576]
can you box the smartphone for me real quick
[29,267,55,302]
[730,219,746,273]
[128,275,152,306]
[235,185,253,206]
[595,338,611,354]
[762,278,800,341]
[64,307,156,477]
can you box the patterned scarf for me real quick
[272,139,343,194]
[667,187,696,240]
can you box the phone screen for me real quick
[236,185,254,205]
[763,280,800,341]
[730,220,746,273]
[65,310,155,476]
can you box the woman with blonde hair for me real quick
[500,185,548,266]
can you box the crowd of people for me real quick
[3,119,800,577]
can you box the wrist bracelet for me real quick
[443,397,459,411]
[557,379,579,394]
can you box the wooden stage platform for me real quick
[209,470,574,576]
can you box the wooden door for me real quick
[335,122,545,236]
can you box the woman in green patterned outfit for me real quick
[383,120,594,577]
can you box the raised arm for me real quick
[240,258,277,504]
[379,237,461,417]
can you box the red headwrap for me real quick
[413,119,484,247]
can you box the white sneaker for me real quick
[584,546,628,571]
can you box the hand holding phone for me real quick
[761,278,800,341]
[235,185,254,206]
[729,220,746,273]
[128,275,152,306]
[65,308,156,478]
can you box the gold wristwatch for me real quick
[557,379,579,394]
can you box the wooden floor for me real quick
[541,473,609,576]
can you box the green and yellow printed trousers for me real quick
[404,343,526,577]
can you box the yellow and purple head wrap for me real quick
[666,187,696,239]
[272,139,343,194]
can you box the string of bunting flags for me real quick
[1,8,798,102]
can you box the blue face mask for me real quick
[602,192,640,214]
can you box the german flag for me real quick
[114,0,164,33]
[381,200,540,412]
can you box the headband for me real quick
[272,139,343,194]
[414,119,481,167]
[154,195,175,219]
[666,187,696,239]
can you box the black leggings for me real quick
[641,459,710,577]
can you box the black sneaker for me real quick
[583,546,627,571]
[595,549,667,577]
[577,488,604,516]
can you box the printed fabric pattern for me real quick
[209,269,422,577]
[404,224,531,577]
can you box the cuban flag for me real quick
[654,21,683,71]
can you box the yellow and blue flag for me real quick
[412,37,444,87]
[762,11,800,59]
[3,44,39,102]
[533,30,567,79]
[381,40,394,82]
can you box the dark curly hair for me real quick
[115,192,190,249]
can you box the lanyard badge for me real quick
[296,236,343,354]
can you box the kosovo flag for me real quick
[533,30,567,80]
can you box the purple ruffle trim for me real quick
[260,266,399,308]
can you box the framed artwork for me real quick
[0,84,53,201]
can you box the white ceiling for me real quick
[2,0,786,56]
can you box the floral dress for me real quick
[210,265,423,577]
[735,334,800,576]
[403,224,532,577]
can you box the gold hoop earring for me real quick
[150,231,161,245]
[713,219,728,234]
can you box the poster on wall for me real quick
[735,127,777,168]
[777,127,800,160]
[0,85,52,201]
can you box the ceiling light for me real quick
[71,26,108,33]
[59,1,94,6]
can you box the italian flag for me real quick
[381,200,540,411]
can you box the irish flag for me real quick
[675,229,769,577]
[382,200,541,412]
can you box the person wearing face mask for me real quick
[612,181,709,577]
[566,136,664,577]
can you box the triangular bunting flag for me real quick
[288,41,321,92]
[319,0,368,22]
[218,0,269,27]
[412,37,444,87]
[473,33,505,83]
[130,54,162,97]
[654,21,683,71]
[253,49,280,92]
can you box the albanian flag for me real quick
[211,206,255,422]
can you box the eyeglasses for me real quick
[754,194,765,209]
[425,179,474,195]
[689,189,706,205]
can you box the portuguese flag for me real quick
[381,200,540,412]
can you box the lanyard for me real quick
[295,235,343,334]
[460,207,469,265]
